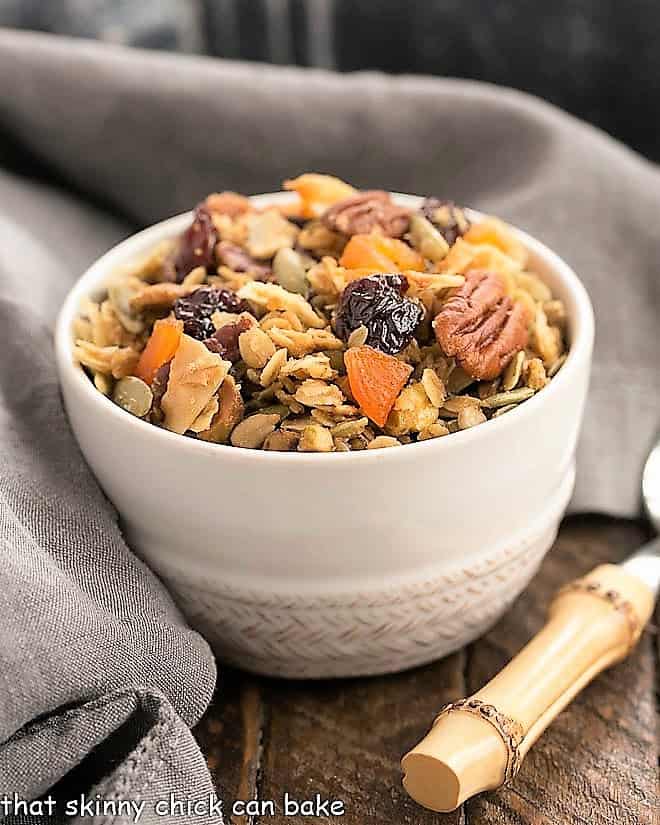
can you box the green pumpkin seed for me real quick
[492,403,519,418]
[502,350,525,391]
[480,387,535,409]
[112,376,153,417]
[272,248,309,296]
[408,214,450,262]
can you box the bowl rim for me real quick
[55,192,594,466]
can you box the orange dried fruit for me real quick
[463,218,527,266]
[283,174,356,218]
[345,345,413,428]
[134,317,183,385]
[339,234,424,272]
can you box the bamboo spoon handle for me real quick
[401,563,655,813]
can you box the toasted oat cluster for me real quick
[73,174,568,451]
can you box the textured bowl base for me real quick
[160,477,570,678]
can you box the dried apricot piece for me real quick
[134,317,183,385]
[284,174,356,218]
[345,345,413,428]
[339,234,424,272]
[463,217,527,266]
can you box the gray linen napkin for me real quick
[0,27,658,821]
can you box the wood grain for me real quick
[195,517,659,825]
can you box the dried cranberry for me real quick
[174,286,250,340]
[171,205,218,283]
[334,274,423,355]
[204,315,254,362]
[421,198,470,246]
[216,241,272,280]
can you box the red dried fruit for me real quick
[174,286,250,340]
[335,274,423,355]
[216,241,272,280]
[169,205,218,283]
[433,269,531,380]
[204,315,255,362]
[421,199,470,246]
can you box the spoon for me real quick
[402,438,660,812]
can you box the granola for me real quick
[73,174,569,451]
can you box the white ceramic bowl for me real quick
[55,194,594,678]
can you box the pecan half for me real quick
[321,191,411,238]
[433,270,531,380]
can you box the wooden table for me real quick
[195,517,659,825]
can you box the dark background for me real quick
[1,0,658,161]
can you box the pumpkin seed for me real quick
[107,279,145,334]
[492,403,519,418]
[408,214,450,262]
[502,351,525,391]
[330,417,369,438]
[272,247,309,296]
[112,376,153,417]
[480,387,535,409]
[230,413,280,448]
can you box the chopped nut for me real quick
[230,413,280,449]
[418,422,450,440]
[281,353,336,381]
[530,306,562,365]
[441,395,481,414]
[298,221,346,258]
[524,357,548,390]
[260,347,288,386]
[367,436,401,449]
[294,379,345,408]
[238,325,276,369]
[238,281,324,329]
[421,368,446,407]
[161,335,231,434]
[198,375,244,443]
[457,406,487,430]
[386,382,439,435]
[245,210,299,259]
[298,424,334,452]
